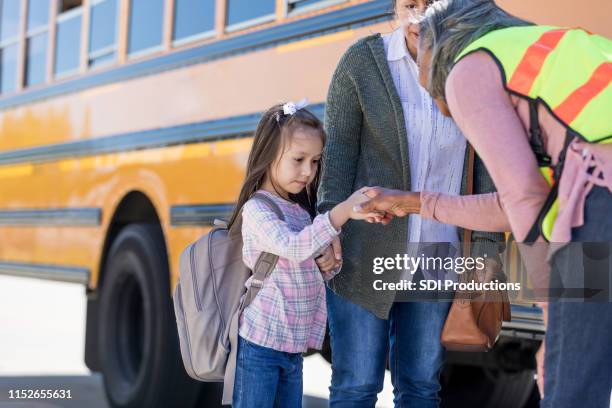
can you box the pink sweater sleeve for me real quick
[444,52,551,242]
[420,191,510,232]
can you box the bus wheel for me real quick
[98,223,212,408]
[440,364,536,408]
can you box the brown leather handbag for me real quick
[440,145,511,352]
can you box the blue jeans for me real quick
[542,186,612,408]
[326,286,451,407]
[232,336,303,408]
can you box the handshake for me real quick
[350,186,421,225]
[316,187,421,278]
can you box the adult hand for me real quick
[315,236,342,280]
[354,187,421,223]
[535,301,548,398]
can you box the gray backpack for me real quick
[172,193,284,405]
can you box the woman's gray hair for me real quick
[419,0,532,100]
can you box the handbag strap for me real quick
[462,144,475,258]
[242,192,285,308]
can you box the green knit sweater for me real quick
[317,33,504,319]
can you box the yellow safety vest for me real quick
[454,26,612,241]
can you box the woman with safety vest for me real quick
[355,0,612,406]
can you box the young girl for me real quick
[226,101,379,407]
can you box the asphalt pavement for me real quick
[0,275,395,407]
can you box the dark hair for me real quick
[227,103,326,232]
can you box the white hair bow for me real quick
[282,98,309,116]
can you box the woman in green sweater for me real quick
[317,0,504,406]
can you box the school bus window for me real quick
[88,0,118,67]
[25,0,50,88]
[172,0,216,45]
[27,0,50,32]
[0,44,19,94]
[25,0,50,87]
[25,32,48,87]
[0,0,21,42]
[286,0,347,15]
[0,0,21,95]
[127,0,164,57]
[225,0,276,32]
[55,3,83,78]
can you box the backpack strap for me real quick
[524,100,576,243]
[242,192,286,308]
[524,130,575,243]
[251,192,285,221]
[528,99,552,168]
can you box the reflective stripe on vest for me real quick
[539,167,554,186]
[508,29,568,95]
[554,62,612,124]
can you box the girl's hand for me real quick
[345,187,386,221]
[329,187,385,230]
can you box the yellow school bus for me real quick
[0,0,608,407]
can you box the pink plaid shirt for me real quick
[239,190,340,353]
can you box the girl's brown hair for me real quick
[227,103,326,232]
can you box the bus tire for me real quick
[98,223,207,408]
[440,364,536,408]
